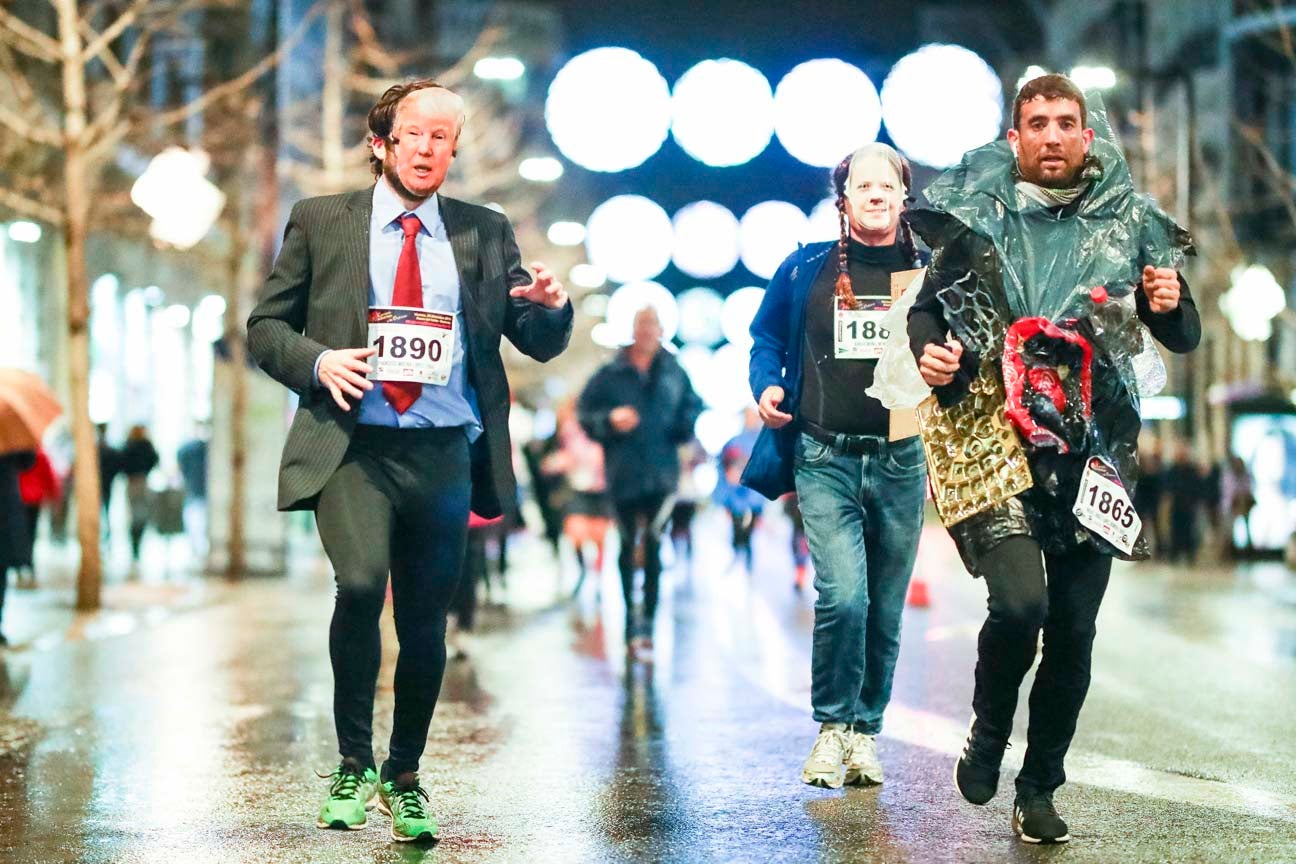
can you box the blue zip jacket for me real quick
[741,241,837,499]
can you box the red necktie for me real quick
[383,213,423,414]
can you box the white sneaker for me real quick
[844,731,883,786]
[801,723,850,788]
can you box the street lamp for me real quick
[518,156,564,182]
[474,57,525,81]
[1219,263,1286,341]
[1069,64,1118,91]
[6,221,41,243]
[130,147,225,249]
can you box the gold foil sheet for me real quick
[916,362,1034,526]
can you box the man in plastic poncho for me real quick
[905,75,1200,844]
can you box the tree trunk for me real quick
[225,204,248,578]
[56,0,101,610]
[321,0,346,192]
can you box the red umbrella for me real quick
[0,369,62,455]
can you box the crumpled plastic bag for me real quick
[867,269,930,409]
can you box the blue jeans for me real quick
[793,432,927,733]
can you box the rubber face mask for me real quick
[846,157,905,240]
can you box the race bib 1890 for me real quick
[367,306,455,387]
[834,297,891,359]
[1072,456,1141,554]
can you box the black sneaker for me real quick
[953,717,1007,805]
[1012,790,1070,844]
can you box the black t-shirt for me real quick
[800,240,913,436]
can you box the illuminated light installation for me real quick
[675,287,726,345]
[585,195,674,283]
[605,280,679,344]
[671,59,774,167]
[806,197,841,243]
[672,202,741,279]
[547,221,586,246]
[774,59,881,167]
[881,44,1004,169]
[720,287,765,349]
[739,201,807,280]
[545,48,671,172]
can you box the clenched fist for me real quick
[918,340,963,387]
[1142,265,1181,313]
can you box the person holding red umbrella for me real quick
[16,447,62,587]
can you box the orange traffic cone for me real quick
[906,576,930,608]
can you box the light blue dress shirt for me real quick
[318,179,482,439]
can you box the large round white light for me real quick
[585,195,674,283]
[131,147,225,249]
[740,201,807,280]
[806,197,841,243]
[605,280,679,344]
[518,156,564,182]
[881,44,1004,168]
[774,60,881,167]
[671,59,774,167]
[547,221,586,246]
[570,264,607,289]
[682,345,753,414]
[672,202,741,279]
[695,408,745,456]
[1221,264,1287,341]
[545,48,671,172]
[7,221,41,243]
[676,287,725,345]
[721,287,765,348]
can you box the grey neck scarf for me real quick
[1015,179,1089,208]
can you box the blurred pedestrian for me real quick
[1164,442,1203,564]
[0,451,35,646]
[176,425,209,556]
[579,306,703,657]
[716,408,764,572]
[541,397,610,594]
[96,423,121,532]
[16,447,61,587]
[669,440,707,563]
[119,425,159,562]
[1221,455,1256,554]
[747,142,928,789]
[246,79,571,840]
[783,493,810,592]
[1133,439,1164,557]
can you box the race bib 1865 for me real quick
[1072,456,1141,554]
[367,306,455,387]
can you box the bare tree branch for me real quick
[0,8,62,62]
[0,42,39,110]
[0,184,63,223]
[0,104,62,146]
[78,18,129,87]
[80,0,152,63]
[144,0,325,129]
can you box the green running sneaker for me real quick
[378,774,438,842]
[316,758,379,830]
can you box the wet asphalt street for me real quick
[0,506,1293,864]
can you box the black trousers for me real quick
[971,536,1111,793]
[315,425,471,777]
[613,493,671,631]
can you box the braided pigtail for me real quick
[831,155,857,310]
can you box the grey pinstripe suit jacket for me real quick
[247,187,573,517]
